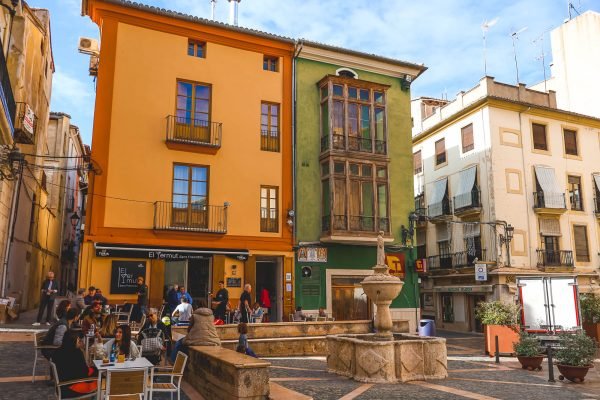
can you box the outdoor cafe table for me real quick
[93,357,153,399]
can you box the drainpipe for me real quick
[292,41,302,247]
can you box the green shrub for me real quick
[513,331,541,356]
[580,294,600,324]
[555,332,597,367]
[475,301,520,326]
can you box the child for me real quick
[237,322,257,357]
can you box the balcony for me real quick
[453,249,486,268]
[165,115,222,153]
[13,102,37,144]
[321,214,390,241]
[260,129,280,152]
[453,188,482,217]
[320,133,386,155]
[0,35,15,137]
[427,197,452,222]
[536,249,574,269]
[533,191,566,215]
[154,201,227,233]
[427,254,453,270]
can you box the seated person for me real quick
[83,286,96,306]
[171,300,220,363]
[251,302,264,323]
[81,301,103,335]
[318,307,327,318]
[93,288,108,306]
[172,296,193,325]
[104,324,140,359]
[42,308,80,359]
[293,306,310,321]
[97,313,119,339]
[51,330,97,397]
[138,308,171,365]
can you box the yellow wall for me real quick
[103,22,284,237]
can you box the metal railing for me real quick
[322,214,389,233]
[14,102,36,144]
[260,129,280,152]
[166,115,222,147]
[348,136,372,152]
[428,197,452,218]
[332,215,347,230]
[332,134,345,150]
[374,139,386,155]
[533,191,566,209]
[154,201,227,233]
[453,249,486,267]
[536,249,574,267]
[427,254,453,270]
[0,36,15,127]
[320,136,329,152]
[321,133,387,155]
[453,188,481,213]
[321,215,331,232]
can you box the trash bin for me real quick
[418,319,436,337]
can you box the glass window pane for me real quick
[191,182,207,196]
[350,164,359,175]
[333,84,343,97]
[271,105,279,116]
[360,89,369,101]
[172,194,188,205]
[190,196,206,207]
[192,167,207,181]
[375,108,385,140]
[362,165,372,177]
[321,162,329,176]
[321,102,329,137]
[173,180,188,195]
[360,105,371,138]
[197,44,205,58]
[270,188,276,198]
[362,183,374,216]
[348,87,358,99]
[335,178,347,215]
[174,165,189,180]
[269,198,276,208]
[374,91,384,104]
[261,198,267,208]
[333,101,344,135]
[195,99,209,114]
[261,187,267,197]
[196,85,210,100]
[177,82,192,96]
[176,96,189,110]
[378,184,388,217]
[270,115,278,128]
[334,162,345,174]
[321,86,328,99]
[187,42,195,56]
[322,180,330,216]
[377,167,387,179]
[348,104,358,136]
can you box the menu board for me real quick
[110,260,146,294]
[226,277,242,288]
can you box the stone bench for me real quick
[184,345,271,400]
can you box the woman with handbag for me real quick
[138,308,170,364]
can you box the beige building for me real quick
[0,1,58,310]
[412,76,600,332]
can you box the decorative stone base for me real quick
[327,334,448,383]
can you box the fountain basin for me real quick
[327,333,448,383]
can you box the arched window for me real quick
[336,68,358,79]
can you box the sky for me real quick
[28,0,600,146]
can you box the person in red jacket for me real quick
[259,287,271,321]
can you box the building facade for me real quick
[80,0,295,320]
[294,43,425,330]
[413,77,600,332]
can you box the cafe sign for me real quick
[385,252,405,278]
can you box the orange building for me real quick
[79,0,295,320]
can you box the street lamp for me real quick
[70,212,80,228]
[401,212,420,247]
[499,224,514,267]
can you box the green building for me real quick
[293,42,426,331]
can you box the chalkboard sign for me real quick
[111,261,146,294]
[226,277,242,288]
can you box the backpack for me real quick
[140,328,164,356]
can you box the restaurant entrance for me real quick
[163,258,212,307]
[256,258,282,322]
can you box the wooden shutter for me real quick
[461,124,474,152]
[539,218,561,236]
[435,138,446,165]
[573,225,590,262]
[532,123,547,150]
[563,129,578,155]
[413,151,422,174]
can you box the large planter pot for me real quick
[484,325,519,356]
[557,364,593,383]
[517,355,544,371]
[582,323,600,344]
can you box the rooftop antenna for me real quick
[211,0,217,20]
[511,27,528,85]
[533,33,547,92]
[481,17,499,76]
[567,1,581,20]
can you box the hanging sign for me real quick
[385,252,405,278]
[475,263,488,281]
[23,104,35,134]
[415,258,427,274]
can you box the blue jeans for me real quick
[171,338,188,363]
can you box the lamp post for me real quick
[70,212,80,229]
[499,224,514,267]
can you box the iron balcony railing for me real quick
[0,36,15,129]
[536,249,574,267]
[14,102,37,144]
[322,214,389,234]
[533,191,566,209]
[154,201,227,233]
[166,115,222,148]
[453,249,486,268]
[348,136,373,152]
[428,196,452,218]
[414,194,426,217]
[321,133,386,155]
[427,254,453,270]
[453,188,481,214]
[260,129,280,152]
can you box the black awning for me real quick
[94,243,249,261]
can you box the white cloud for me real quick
[52,69,92,105]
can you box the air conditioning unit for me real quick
[78,37,99,55]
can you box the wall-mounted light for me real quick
[286,209,295,228]
[70,212,80,228]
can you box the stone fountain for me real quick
[326,233,448,383]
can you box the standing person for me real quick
[259,286,271,321]
[83,286,96,305]
[166,284,179,313]
[172,297,193,325]
[177,286,193,305]
[136,276,148,318]
[72,288,86,310]
[212,281,229,321]
[33,271,59,326]
[239,284,252,323]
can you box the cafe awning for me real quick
[94,243,249,260]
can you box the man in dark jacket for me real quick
[166,284,179,313]
[33,271,59,326]
[42,308,80,359]
[83,286,96,305]
[212,281,229,321]
[136,276,149,320]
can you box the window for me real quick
[413,150,422,174]
[441,294,454,322]
[263,56,278,72]
[461,123,474,153]
[563,128,578,156]
[532,123,548,151]
[260,102,280,152]
[260,186,278,232]
[573,225,590,262]
[187,40,206,58]
[171,164,209,227]
[435,138,446,165]
[176,80,211,124]
[568,175,583,211]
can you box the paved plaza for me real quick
[0,328,598,400]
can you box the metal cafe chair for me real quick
[148,351,188,400]
[32,331,59,382]
[49,361,97,400]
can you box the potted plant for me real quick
[514,331,544,370]
[555,332,597,383]
[580,293,600,343]
[475,300,520,356]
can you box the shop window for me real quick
[441,294,454,322]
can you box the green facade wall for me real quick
[294,57,418,311]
